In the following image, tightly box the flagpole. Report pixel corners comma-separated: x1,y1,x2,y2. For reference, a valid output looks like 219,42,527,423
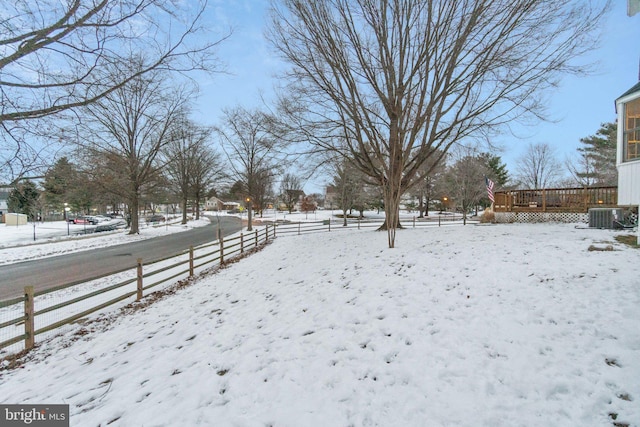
485,176,495,213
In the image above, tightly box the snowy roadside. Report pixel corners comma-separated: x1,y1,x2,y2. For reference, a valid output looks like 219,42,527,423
0,217,212,265
0,210,441,265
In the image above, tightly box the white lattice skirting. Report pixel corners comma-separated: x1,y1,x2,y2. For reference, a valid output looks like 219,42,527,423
495,212,588,224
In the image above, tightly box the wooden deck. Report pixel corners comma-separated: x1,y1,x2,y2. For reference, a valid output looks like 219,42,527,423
493,186,617,213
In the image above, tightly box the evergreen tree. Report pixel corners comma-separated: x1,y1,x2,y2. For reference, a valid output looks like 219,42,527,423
43,157,78,213
482,154,509,186
7,180,40,217
575,122,617,186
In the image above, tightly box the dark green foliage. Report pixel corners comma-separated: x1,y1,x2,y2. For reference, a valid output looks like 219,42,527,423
479,153,509,187
42,157,77,210
576,122,617,186
7,180,40,216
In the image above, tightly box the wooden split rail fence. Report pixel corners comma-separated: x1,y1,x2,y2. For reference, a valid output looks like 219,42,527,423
0,225,275,354
1,215,473,356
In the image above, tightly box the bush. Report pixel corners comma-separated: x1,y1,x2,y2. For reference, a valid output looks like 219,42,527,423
480,209,495,224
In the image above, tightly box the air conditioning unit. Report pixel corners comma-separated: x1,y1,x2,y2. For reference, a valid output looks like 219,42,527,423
588,208,624,229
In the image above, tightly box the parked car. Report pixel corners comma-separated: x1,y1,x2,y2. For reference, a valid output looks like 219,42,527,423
72,216,99,225
93,215,112,223
146,214,165,223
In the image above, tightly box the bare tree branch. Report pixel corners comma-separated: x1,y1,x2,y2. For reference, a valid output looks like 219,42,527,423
0,0,230,123
0,0,230,184
78,61,192,234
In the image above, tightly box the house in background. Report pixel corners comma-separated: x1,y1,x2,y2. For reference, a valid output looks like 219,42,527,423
0,186,10,222
615,81,640,207
205,197,240,212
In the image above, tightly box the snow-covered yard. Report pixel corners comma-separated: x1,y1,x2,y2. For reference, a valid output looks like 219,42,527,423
1,222,638,426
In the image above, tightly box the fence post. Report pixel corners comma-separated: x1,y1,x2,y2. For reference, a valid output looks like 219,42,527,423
358,218,360,230
438,215,441,227
255,229,258,248
328,219,331,232
24,286,35,350
298,221,301,235
220,236,225,264
413,216,416,228
240,233,244,254
136,258,143,301
189,246,194,277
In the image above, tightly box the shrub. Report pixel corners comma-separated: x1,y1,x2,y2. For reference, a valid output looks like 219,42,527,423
480,209,495,224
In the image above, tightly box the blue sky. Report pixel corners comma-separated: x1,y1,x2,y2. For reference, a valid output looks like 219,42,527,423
194,1,640,193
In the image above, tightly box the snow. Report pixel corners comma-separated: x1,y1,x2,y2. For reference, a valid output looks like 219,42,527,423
0,216,212,265
1,217,639,426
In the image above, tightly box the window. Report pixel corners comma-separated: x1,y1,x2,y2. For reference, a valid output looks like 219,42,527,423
624,97,640,161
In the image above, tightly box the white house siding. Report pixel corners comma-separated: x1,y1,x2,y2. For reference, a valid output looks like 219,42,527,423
616,87,640,206
617,161,640,205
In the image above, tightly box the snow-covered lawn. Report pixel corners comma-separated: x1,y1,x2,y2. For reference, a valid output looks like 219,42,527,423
1,223,638,426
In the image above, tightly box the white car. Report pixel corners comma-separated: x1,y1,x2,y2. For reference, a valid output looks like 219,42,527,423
93,215,112,223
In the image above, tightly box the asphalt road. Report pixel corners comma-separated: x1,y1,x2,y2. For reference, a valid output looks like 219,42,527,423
0,216,242,300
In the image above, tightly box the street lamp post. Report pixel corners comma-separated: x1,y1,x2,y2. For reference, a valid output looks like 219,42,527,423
64,204,70,236
246,197,253,231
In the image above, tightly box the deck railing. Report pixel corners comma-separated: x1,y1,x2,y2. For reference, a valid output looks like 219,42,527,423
493,186,617,213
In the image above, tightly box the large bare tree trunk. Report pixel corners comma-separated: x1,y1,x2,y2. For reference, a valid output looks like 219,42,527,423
379,179,403,248
181,197,188,225
129,194,140,235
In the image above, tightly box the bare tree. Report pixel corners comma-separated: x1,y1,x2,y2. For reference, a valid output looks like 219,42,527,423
443,151,490,224
331,157,366,226
81,63,190,234
190,146,224,221
409,151,447,218
279,173,303,213
566,152,597,187
164,118,220,224
0,0,229,183
516,142,562,189
215,106,284,210
268,0,607,248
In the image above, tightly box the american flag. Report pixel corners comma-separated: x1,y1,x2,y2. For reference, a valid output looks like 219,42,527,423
485,176,495,203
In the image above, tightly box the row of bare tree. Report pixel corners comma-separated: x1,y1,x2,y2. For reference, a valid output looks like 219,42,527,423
327,148,508,224
1,0,610,247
